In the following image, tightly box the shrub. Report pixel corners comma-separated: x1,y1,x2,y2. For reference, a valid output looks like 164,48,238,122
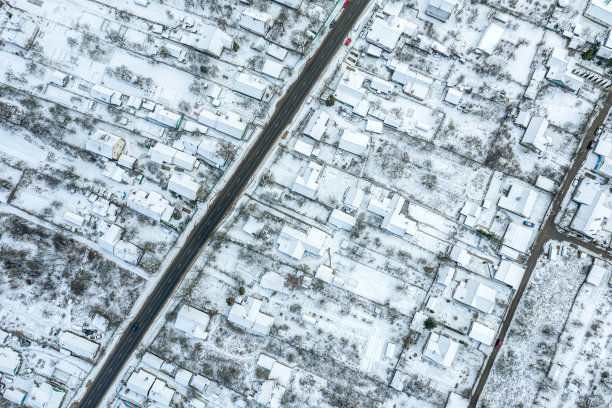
325,94,335,106
226,297,235,306
238,286,245,296
424,317,437,330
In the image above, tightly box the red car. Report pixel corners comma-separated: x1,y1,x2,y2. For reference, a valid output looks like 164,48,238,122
345,38,352,46
343,0,350,8
495,339,503,349
589,140,597,150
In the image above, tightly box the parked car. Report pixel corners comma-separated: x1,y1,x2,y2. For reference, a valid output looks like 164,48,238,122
82,328,94,336
345,38,352,46
343,0,350,8
495,339,503,348
589,140,597,150
131,322,140,333
329,19,336,28
572,177,580,187
523,221,535,228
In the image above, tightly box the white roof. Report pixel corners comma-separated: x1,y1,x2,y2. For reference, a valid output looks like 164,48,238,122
269,361,292,387
0,347,21,375
150,378,175,405
366,44,383,57
174,305,210,339
240,7,273,36
498,184,538,218
175,368,193,387
572,190,610,237
494,260,525,290
366,16,406,51
587,264,607,285
90,84,121,105
315,264,334,283
86,130,124,160
277,224,330,260
217,111,247,139
148,106,182,127
26,383,65,408
262,59,284,79
595,138,612,157
99,223,122,253
243,215,264,235
59,331,99,359
468,322,496,345
450,245,471,267
344,186,365,210
328,209,357,230
436,266,455,286
521,116,549,151
366,120,384,134
515,110,531,127
585,0,612,26
294,138,315,156
383,1,403,16
3,388,27,404
126,189,173,222
180,26,232,58
142,352,164,370
335,70,366,107
150,143,178,165
256,380,285,408
303,110,329,141
114,240,142,265
257,354,276,370
228,297,274,335
380,194,412,236
445,87,463,105
174,150,197,170
260,271,288,294
477,23,504,54
422,332,459,367
536,175,555,192
370,76,393,93
234,72,266,100
502,223,534,253
118,154,136,169
446,392,470,408
339,131,370,156
168,173,201,200
64,210,85,227
102,162,126,183
453,279,496,314
292,161,322,199
267,44,288,61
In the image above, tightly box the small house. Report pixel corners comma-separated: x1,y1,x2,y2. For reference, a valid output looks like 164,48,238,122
234,72,266,100
168,173,201,200
240,8,274,36
86,130,126,160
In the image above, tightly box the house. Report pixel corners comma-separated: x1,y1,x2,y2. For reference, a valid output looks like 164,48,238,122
389,61,433,100
25,383,65,408
103,162,127,183
339,131,370,156
536,175,555,192
476,23,504,55
260,271,289,294
173,150,197,170
425,0,457,22
148,106,183,128
303,110,329,141
165,43,186,61
113,240,143,265
515,110,531,128
494,260,525,289
587,264,607,285
436,266,455,286
521,116,549,151
444,87,463,105
240,8,274,36
335,70,366,107
118,154,137,169
366,16,408,51
256,380,285,408
267,44,288,61
150,143,178,165
142,352,164,370
197,139,226,168
450,245,471,267
584,0,612,27
64,210,85,227
571,190,610,237
597,29,612,58
168,173,201,201
174,305,210,339
149,378,175,405
1,16,39,50
328,209,356,230
99,224,123,253
545,47,584,92
390,371,407,391
366,120,384,134
383,1,404,16
217,111,248,139
126,189,173,222
262,59,284,79
228,297,275,335
502,223,534,255
3,388,27,404
86,130,125,160
0,347,21,375
498,184,538,218
344,186,365,211
294,138,315,156
234,72,266,100
468,322,496,345
90,84,122,106
380,194,416,236
459,202,481,227
422,332,459,367
446,392,470,408
292,161,322,199
453,279,496,313
58,331,100,359
127,369,156,396
370,76,394,94
180,26,232,58
276,224,331,260
50,70,68,87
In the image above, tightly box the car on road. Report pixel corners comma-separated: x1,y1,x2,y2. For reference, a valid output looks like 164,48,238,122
495,339,503,348
343,0,350,8
589,139,597,149
523,221,535,228
345,38,352,46
329,19,336,28
131,322,140,333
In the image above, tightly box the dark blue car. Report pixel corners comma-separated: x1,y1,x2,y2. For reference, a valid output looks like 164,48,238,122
329,19,336,28
131,322,140,333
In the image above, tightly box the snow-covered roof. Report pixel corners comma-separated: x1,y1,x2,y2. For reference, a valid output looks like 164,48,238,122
243,215,264,236
1,16,39,50
151,143,178,165
217,111,248,139
174,150,197,170
366,16,407,51
114,240,142,265
515,110,531,128
262,59,284,79
168,173,201,201
335,70,366,107
453,279,496,314
228,297,275,335
102,162,127,183
498,184,539,218
477,23,504,55
294,138,315,157
234,72,266,100
50,70,68,87
90,84,122,105
0,347,21,375
502,223,534,253
315,264,334,283
366,44,383,57
256,380,285,408
535,175,555,192
277,224,330,260
366,120,384,134
328,209,356,230
269,361,292,387
450,245,471,267
571,190,610,237
59,331,99,359
142,352,164,370
267,44,288,61
240,7,274,36
26,383,65,408
175,368,193,387
303,110,329,141
585,0,612,28
180,26,232,58
86,130,125,160
174,305,210,339
118,154,137,169
494,260,525,289
260,271,288,294
3,388,27,404
64,210,85,227
257,354,276,370
99,224,122,253
594,137,612,157
370,76,393,94
446,392,469,408
149,378,175,405
379,194,413,236
126,189,173,222
292,161,322,199
444,87,463,105
344,186,365,210
383,1,404,16
339,131,369,156
436,266,455,286
390,62,433,100
422,332,459,367
468,322,496,345
425,0,456,22
127,369,156,396
148,106,183,128
587,264,607,285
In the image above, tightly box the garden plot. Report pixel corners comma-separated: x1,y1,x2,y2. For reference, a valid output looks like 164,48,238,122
534,84,599,135
479,242,593,408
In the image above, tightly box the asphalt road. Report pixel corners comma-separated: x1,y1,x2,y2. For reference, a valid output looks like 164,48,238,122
469,91,612,407
77,2,370,407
